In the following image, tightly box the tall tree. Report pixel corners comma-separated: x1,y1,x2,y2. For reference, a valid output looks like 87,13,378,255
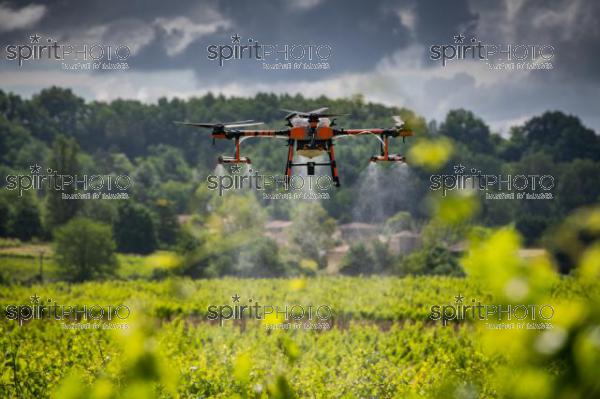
54,218,117,282
339,243,375,276
154,198,180,247
113,202,158,254
11,193,43,241
556,159,600,213
439,109,494,154
30,86,86,143
518,111,599,162
45,135,81,232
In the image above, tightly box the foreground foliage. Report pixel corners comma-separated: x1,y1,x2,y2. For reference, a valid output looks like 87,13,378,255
0,272,598,398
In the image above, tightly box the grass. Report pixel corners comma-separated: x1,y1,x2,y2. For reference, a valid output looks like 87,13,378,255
0,243,178,283
0,275,595,398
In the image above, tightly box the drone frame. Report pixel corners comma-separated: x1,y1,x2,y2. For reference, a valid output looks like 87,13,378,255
176,111,413,187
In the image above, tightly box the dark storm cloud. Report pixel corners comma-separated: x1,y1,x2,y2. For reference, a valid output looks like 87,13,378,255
1,0,599,80
414,0,477,45
469,0,600,83
0,1,396,83
0,0,446,79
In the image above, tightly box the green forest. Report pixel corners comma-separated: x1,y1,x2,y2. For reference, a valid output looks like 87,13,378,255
1,87,599,281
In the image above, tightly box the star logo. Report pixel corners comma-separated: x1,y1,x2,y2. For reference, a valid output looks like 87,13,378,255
229,164,242,174
453,164,466,174
30,34,41,43
30,294,40,303
453,34,465,44
30,163,42,174
231,33,241,44
455,293,465,303
232,294,240,303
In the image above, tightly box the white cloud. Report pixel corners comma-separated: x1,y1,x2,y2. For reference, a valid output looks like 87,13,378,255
395,5,417,33
289,0,323,11
155,14,231,56
54,11,231,58
0,69,200,103
79,20,156,54
531,0,598,41
0,3,46,32
469,0,600,43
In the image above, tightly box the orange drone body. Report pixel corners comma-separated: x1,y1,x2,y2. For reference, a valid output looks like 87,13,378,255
176,108,412,187
288,126,334,140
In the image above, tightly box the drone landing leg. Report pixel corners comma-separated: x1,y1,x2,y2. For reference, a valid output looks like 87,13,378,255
285,140,294,184
327,141,340,187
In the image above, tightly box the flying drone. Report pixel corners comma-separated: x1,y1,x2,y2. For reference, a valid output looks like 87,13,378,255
176,108,413,186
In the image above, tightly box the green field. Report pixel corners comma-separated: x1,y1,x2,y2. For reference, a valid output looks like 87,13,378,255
1,275,597,398
0,243,177,283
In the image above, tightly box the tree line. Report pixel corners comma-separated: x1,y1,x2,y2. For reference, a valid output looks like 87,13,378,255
1,87,599,280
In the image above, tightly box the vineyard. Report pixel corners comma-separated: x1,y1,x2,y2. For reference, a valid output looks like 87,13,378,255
1,273,598,398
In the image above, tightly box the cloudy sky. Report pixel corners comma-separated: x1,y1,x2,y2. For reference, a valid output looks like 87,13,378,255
0,0,599,134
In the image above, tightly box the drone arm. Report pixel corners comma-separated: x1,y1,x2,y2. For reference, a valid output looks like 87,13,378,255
332,127,413,163
211,129,290,142
334,128,397,136
333,127,413,142
212,129,291,164
340,128,382,135
237,129,290,138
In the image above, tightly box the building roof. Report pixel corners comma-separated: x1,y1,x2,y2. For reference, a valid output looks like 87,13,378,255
339,223,378,230
390,230,420,238
265,220,292,229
